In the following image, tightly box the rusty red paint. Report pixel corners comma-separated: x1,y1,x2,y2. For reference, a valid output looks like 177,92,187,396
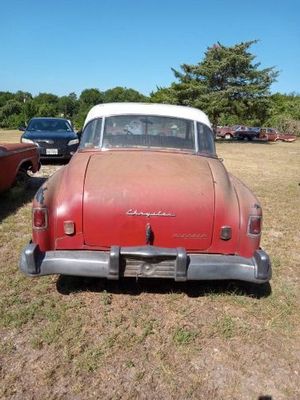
0,143,40,192
32,148,262,259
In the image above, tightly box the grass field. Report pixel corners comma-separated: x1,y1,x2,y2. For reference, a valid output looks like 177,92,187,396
0,131,299,399
0,130,21,143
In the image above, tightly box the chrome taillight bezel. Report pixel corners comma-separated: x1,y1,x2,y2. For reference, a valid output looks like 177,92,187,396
247,215,262,237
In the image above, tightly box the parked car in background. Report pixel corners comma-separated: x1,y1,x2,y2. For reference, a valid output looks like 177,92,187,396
216,125,255,140
235,126,260,141
259,127,297,142
20,103,271,284
216,125,297,142
20,117,79,160
216,125,238,139
0,143,40,193
258,128,278,141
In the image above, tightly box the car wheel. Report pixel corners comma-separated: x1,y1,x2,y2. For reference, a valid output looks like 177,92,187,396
16,169,31,187
224,133,232,140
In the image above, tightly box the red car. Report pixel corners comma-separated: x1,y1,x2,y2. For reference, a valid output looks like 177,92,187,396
216,125,237,139
259,128,297,142
0,143,40,193
216,125,252,140
20,103,271,284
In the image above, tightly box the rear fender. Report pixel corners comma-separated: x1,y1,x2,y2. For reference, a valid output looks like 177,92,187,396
33,154,91,252
207,159,240,254
33,167,65,251
230,175,262,258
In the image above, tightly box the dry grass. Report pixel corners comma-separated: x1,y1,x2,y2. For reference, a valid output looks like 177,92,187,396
0,131,299,399
0,130,21,143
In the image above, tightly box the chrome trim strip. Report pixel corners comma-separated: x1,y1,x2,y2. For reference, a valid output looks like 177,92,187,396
194,120,199,153
100,116,105,148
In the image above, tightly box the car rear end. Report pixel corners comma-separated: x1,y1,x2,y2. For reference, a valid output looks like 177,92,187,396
19,104,271,284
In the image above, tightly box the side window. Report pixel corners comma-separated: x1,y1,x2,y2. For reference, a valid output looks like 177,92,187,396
197,123,216,155
79,118,103,148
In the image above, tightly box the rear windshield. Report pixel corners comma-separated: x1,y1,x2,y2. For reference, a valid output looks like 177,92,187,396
80,114,215,155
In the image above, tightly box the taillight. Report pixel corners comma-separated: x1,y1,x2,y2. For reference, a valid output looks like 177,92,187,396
33,208,48,230
248,216,262,236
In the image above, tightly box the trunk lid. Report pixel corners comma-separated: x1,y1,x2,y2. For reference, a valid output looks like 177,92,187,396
83,151,215,251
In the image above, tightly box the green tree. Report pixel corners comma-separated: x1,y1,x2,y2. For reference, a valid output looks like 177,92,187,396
103,86,148,103
0,91,15,107
153,40,278,126
32,92,59,117
266,92,300,135
79,88,103,107
23,99,38,124
149,87,178,104
0,100,23,128
14,91,33,103
75,89,104,127
58,92,78,118
34,92,59,105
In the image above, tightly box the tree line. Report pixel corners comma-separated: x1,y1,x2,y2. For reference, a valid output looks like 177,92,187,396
1,41,299,135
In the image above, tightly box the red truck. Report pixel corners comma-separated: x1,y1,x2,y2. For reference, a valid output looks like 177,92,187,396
0,143,40,193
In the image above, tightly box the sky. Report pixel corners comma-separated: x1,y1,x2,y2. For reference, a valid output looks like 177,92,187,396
0,0,299,97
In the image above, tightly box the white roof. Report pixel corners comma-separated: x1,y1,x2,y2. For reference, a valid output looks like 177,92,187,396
84,103,211,128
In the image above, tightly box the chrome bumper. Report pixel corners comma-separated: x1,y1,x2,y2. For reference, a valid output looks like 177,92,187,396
20,243,271,283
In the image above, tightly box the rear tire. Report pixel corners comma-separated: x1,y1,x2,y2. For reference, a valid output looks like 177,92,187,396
16,169,30,187
224,133,232,140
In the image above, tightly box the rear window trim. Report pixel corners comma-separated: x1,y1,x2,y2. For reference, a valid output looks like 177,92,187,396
81,115,215,156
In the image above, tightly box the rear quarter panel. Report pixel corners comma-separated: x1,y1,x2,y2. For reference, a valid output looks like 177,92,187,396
206,158,240,254
229,174,262,258
32,153,90,251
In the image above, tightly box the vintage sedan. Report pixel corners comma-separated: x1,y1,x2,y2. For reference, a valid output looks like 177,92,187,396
20,103,271,284
20,117,79,160
0,143,40,193
259,127,297,142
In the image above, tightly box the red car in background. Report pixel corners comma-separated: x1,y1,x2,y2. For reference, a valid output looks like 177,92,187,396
0,143,40,193
216,125,243,140
259,128,297,142
20,103,271,285
216,125,297,142
216,125,259,140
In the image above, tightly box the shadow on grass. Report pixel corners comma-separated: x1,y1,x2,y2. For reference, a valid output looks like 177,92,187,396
40,158,70,166
216,138,272,145
0,176,46,223
57,275,271,299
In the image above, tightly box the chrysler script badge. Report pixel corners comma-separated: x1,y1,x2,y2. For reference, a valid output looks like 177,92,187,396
126,209,176,218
